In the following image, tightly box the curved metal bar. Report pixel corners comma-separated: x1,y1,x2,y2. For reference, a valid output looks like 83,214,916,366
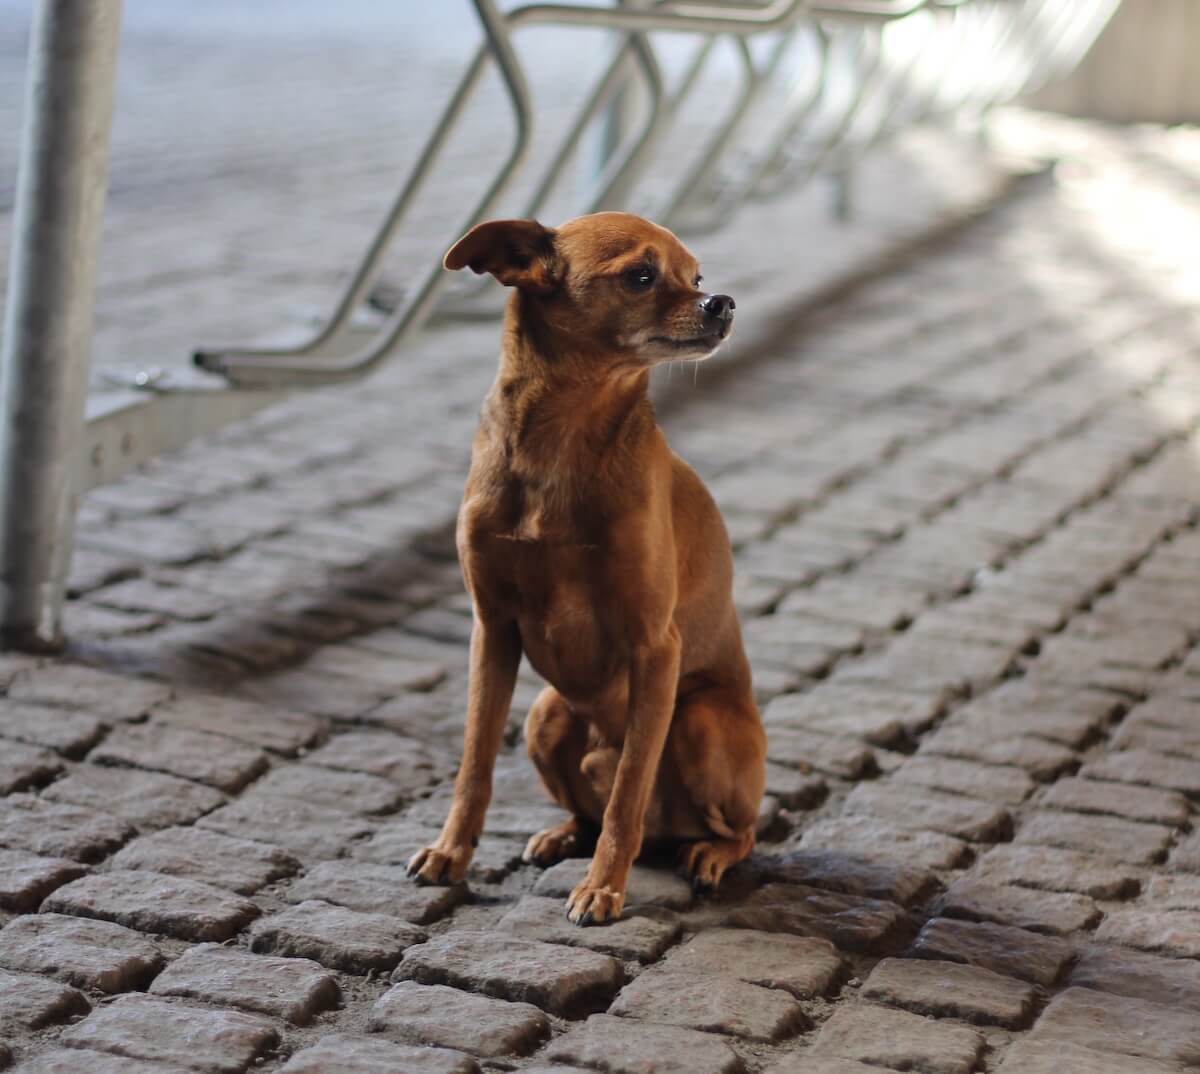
202,0,533,387
660,30,793,229
739,22,832,198
587,32,669,210
756,22,886,198
198,0,812,383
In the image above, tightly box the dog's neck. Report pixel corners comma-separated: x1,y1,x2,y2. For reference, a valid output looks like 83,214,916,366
485,294,655,489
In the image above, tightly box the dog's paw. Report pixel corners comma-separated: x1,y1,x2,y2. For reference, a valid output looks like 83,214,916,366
680,839,734,892
523,820,580,867
406,843,471,886
565,881,624,926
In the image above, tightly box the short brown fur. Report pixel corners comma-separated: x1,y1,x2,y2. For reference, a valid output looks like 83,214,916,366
408,212,765,923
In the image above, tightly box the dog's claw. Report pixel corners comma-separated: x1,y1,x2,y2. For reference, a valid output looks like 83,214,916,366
407,844,469,887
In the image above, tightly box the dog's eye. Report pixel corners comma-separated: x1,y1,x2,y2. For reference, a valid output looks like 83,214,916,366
625,266,656,291
694,275,703,288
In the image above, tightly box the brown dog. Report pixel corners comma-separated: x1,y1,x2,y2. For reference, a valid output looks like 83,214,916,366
407,211,765,924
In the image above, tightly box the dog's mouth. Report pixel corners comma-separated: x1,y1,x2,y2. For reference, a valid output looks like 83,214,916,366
649,327,728,351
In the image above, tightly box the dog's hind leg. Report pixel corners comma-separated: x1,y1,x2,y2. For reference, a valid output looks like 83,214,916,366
523,686,603,866
667,685,765,890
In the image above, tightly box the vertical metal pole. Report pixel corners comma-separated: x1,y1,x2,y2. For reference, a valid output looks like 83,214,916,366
0,0,122,651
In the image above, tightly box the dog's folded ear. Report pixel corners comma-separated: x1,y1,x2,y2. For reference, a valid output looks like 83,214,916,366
444,219,559,295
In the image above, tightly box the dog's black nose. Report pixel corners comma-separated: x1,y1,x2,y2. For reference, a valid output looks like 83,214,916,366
701,294,735,321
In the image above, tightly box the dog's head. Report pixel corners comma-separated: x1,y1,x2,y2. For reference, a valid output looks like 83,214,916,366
444,212,734,367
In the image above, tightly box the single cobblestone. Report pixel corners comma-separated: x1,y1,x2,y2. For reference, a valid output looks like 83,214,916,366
6,1051,196,1074
1082,748,1200,798
1095,908,1200,957
842,782,1012,842
1015,810,1172,866
0,850,86,912
394,930,623,1018
250,900,426,973
1029,987,1200,1066
761,848,936,906
762,683,943,744
810,1004,984,1074
149,942,340,1025
545,1013,743,1074
151,693,322,756
1071,942,1200,1011
7,665,170,722
727,883,907,952
43,766,226,831
918,727,1078,781
250,763,407,815
196,794,375,861
1145,873,1200,909
891,755,1036,805
661,928,845,998
0,968,90,1030
798,817,970,870
609,966,809,1042
938,877,1101,935
0,702,107,758
764,728,878,780
911,915,1073,987
0,794,133,862
0,913,164,993
88,723,268,793
110,826,299,894
1041,776,1191,826
301,730,453,789
862,957,1036,1028
59,994,278,1073
279,1033,478,1074
971,843,1141,900
42,870,259,942
995,1040,1180,1074
369,980,549,1058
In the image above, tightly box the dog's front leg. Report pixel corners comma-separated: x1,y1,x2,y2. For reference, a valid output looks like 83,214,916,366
408,618,521,884
567,626,681,925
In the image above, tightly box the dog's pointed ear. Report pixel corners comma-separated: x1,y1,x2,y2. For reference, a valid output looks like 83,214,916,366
443,219,559,294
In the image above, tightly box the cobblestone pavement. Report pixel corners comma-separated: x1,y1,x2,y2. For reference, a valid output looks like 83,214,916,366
5,108,1200,1072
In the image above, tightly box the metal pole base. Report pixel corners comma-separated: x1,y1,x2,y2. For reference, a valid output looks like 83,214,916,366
0,0,122,651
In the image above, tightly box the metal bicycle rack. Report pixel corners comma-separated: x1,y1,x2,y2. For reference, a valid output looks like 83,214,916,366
0,0,1121,648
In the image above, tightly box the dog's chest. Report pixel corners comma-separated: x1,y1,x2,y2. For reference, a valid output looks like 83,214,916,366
500,540,624,699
